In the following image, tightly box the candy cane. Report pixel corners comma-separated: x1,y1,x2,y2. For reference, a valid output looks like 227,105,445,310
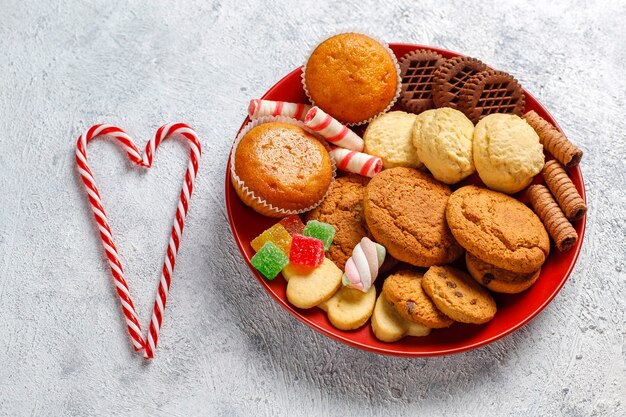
329,147,383,178
248,99,311,121
304,107,365,151
75,123,201,359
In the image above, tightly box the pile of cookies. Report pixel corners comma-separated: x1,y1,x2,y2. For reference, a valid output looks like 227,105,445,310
230,32,586,343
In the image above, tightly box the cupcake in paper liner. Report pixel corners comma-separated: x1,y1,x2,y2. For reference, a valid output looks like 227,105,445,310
230,116,336,218
302,31,402,126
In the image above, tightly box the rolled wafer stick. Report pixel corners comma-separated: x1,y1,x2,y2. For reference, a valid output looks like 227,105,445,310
329,147,383,178
248,99,311,121
526,184,578,252
304,107,365,151
542,160,587,221
523,110,582,168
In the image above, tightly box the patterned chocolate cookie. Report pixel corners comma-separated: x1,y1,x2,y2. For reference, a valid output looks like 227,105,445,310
458,70,526,123
432,56,487,109
399,50,446,114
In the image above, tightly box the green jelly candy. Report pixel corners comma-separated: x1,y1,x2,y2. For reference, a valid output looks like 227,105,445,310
250,241,289,280
303,220,336,252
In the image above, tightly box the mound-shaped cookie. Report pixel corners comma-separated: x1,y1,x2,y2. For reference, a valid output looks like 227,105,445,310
305,175,369,270
422,265,496,324
413,107,475,184
465,252,540,294
371,293,431,342
473,113,544,194
364,167,463,267
363,111,422,169
382,270,453,328
318,286,376,330
446,186,550,273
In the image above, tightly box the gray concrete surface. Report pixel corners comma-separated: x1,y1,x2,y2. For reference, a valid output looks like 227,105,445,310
0,0,625,416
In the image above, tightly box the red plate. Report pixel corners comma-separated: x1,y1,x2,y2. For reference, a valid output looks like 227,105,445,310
225,43,586,356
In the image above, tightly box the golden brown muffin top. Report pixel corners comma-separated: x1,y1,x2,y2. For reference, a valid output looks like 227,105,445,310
305,33,398,124
234,122,332,211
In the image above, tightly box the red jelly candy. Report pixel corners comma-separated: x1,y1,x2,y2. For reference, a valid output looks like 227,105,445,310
289,235,324,268
279,215,306,236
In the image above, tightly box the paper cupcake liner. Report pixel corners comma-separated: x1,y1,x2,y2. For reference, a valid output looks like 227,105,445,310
230,115,337,217
301,30,402,127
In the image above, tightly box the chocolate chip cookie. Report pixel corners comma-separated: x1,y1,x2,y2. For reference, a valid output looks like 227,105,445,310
465,252,541,294
422,265,496,324
382,270,454,328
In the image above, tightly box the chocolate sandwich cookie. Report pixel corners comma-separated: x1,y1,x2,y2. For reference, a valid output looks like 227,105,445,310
458,70,525,123
432,56,487,109
399,49,446,114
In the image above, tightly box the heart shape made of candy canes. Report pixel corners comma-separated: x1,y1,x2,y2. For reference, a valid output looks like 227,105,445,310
75,123,201,359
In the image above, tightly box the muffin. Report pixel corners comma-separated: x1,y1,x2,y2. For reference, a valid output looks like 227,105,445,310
303,33,400,125
473,113,544,194
364,111,421,169
413,107,475,184
231,121,333,217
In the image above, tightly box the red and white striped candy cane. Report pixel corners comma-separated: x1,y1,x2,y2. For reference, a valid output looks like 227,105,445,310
75,123,201,359
248,99,311,121
329,147,383,178
304,107,365,152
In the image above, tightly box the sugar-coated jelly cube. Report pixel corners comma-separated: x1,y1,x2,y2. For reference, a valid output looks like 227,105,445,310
303,220,336,252
289,235,325,268
250,242,289,280
278,214,306,236
251,223,292,254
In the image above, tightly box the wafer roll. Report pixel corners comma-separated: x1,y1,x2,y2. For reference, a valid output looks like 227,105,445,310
542,160,587,221
523,111,582,168
527,184,578,252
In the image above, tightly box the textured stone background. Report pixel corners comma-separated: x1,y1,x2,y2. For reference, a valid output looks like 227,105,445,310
0,0,624,416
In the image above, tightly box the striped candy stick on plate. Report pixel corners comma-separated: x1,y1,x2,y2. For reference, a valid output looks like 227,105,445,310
75,123,201,359
248,99,311,121
304,107,365,152
329,147,383,178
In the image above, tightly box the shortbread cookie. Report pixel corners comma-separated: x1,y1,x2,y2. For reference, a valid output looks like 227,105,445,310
458,70,525,123
318,286,376,331
398,49,446,114
305,175,370,270
465,252,541,294
526,184,578,252
473,113,544,194
363,111,422,169
283,257,342,309
371,293,431,342
382,270,454,328
413,107,475,184
432,56,487,109
422,266,496,324
364,167,464,267
446,186,550,273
